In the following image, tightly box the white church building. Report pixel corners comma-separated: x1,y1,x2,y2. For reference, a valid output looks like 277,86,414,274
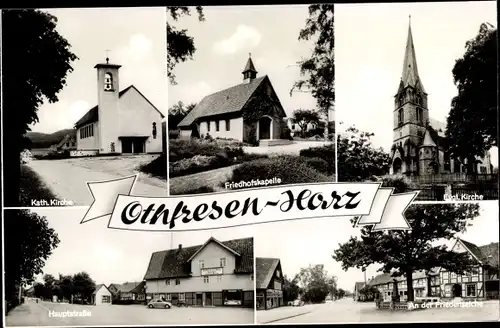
73,59,165,156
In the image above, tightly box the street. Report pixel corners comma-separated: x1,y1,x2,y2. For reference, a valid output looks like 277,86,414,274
5,299,254,326
258,298,499,324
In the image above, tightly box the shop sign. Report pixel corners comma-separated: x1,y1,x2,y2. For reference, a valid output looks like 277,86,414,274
201,267,223,276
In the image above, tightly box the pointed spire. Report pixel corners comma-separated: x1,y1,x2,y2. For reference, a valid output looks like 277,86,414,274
242,53,257,81
401,16,425,93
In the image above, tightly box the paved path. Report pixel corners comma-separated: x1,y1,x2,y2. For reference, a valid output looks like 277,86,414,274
27,155,167,206
5,299,254,326
169,164,241,195
262,298,499,324
243,141,331,157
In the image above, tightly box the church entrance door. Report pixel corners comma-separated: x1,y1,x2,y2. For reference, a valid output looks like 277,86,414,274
121,137,146,154
393,158,403,174
259,116,272,140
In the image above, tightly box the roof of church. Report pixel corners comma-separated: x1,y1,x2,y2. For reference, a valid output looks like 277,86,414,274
74,85,165,128
400,18,426,94
422,129,437,147
177,75,268,128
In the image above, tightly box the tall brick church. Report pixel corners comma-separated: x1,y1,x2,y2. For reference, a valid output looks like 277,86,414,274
390,18,492,176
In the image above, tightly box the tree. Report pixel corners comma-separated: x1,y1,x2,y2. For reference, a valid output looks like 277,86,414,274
295,264,332,303
445,23,497,172
337,125,391,181
4,210,60,307
337,288,346,299
57,274,74,301
332,204,480,302
167,6,205,85
282,275,301,303
291,4,334,141
292,109,321,138
43,274,58,299
168,100,197,129
71,272,96,303
33,282,46,299
2,10,78,207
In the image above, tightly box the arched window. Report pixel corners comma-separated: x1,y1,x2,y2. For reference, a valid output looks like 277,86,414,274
104,72,113,91
152,122,157,139
398,109,404,125
416,107,423,123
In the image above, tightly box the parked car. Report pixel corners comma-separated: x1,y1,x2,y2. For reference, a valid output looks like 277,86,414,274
147,299,172,309
292,300,305,307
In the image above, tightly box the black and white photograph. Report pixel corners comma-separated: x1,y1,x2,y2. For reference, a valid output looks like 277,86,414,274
167,5,335,196
254,201,499,324
2,8,168,208
3,208,255,326
335,2,498,201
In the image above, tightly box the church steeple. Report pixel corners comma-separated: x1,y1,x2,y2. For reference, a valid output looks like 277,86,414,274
242,53,258,83
401,15,425,93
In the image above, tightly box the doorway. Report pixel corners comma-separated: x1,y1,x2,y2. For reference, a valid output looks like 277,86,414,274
196,293,202,306
452,284,462,297
393,157,403,174
259,116,272,140
121,137,146,154
204,292,213,306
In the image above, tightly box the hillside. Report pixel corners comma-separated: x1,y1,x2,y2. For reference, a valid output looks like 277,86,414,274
26,128,76,149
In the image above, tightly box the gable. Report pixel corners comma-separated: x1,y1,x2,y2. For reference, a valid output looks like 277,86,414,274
119,86,165,119
190,240,239,263
241,77,287,119
256,257,280,289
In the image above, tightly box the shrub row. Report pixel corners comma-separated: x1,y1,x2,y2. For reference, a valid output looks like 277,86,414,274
299,144,336,175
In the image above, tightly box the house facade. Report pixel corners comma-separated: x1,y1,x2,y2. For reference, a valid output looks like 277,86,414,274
284,118,320,135
73,58,165,156
144,237,254,308
177,56,287,145
353,281,366,301
438,239,499,299
256,257,284,310
367,239,499,301
108,281,146,303
390,19,492,177
91,284,112,306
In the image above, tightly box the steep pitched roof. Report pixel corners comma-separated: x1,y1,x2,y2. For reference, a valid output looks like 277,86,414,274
92,284,110,295
459,239,499,268
177,76,267,127
144,237,253,280
401,18,426,93
256,257,280,289
109,281,145,294
243,57,257,73
187,237,240,262
74,85,164,128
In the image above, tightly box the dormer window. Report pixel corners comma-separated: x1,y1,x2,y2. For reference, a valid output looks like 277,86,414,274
152,122,157,139
104,72,113,91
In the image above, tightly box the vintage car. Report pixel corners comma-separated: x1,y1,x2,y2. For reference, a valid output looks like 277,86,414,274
147,299,172,309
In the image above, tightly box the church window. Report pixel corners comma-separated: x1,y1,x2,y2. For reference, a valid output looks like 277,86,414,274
152,122,157,139
398,109,404,125
416,108,423,123
104,73,113,91
416,95,422,105
226,119,230,131
215,120,220,132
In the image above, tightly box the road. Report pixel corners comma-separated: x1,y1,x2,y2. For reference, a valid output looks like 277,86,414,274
258,298,499,324
5,299,254,326
27,155,167,205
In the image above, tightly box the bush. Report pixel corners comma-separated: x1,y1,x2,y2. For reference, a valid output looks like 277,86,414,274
281,126,294,141
377,174,412,194
299,157,330,175
230,155,331,187
181,186,215,195
20,149,33,164
299,144,336,175
138,154,167,180
20,165,59,206
169,139,225,162
169,155,230,178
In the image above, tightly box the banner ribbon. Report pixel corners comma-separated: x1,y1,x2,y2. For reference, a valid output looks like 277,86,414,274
81,175,418,232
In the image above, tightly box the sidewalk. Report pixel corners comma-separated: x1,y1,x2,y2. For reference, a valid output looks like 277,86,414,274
5,299,50,327
257,305,315,324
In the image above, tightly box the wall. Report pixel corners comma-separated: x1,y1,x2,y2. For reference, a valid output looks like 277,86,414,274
95,286,112,305
199,117,243,141
76,122,99,150
179,129,191,139
118,87,163,153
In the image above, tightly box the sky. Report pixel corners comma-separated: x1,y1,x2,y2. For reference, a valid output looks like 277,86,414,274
29,207,256,286
167,5,319,118
30,7,167,134
254,201,499,292
335,1,498,164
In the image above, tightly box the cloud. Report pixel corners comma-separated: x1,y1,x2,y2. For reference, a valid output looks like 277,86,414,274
69,100,91,125
170,81,212,106
212,25,262,55
117,33,153,62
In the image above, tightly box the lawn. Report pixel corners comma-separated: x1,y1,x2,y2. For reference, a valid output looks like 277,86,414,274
19,164,59,206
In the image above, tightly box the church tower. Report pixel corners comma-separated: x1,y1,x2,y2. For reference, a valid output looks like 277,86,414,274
95,56,121,153
242,54,258,84
391,17,429,176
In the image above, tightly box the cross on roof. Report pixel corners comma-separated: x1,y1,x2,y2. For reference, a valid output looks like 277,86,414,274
105,49,111,64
